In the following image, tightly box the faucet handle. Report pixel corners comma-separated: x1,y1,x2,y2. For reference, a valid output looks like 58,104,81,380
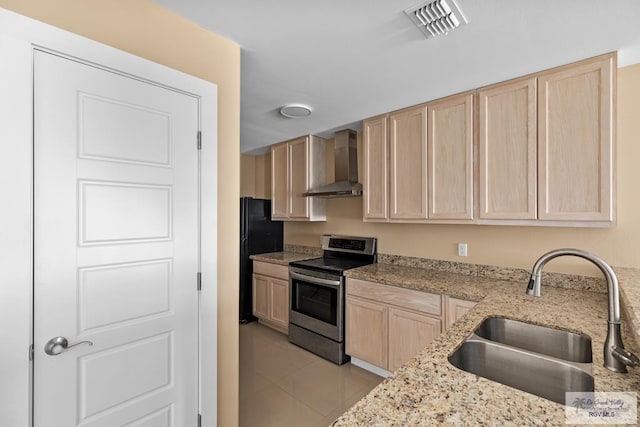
612,346,640,367
526,274,541,297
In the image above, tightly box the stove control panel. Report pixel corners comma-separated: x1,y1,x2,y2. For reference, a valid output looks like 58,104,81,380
321,235,377,255
329,238,365,251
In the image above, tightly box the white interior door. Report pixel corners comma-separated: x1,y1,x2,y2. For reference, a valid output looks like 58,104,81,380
33,49,200,427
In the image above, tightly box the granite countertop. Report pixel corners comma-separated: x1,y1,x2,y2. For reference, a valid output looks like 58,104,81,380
616,267,640,343
332,263,640,426
250,251,317,266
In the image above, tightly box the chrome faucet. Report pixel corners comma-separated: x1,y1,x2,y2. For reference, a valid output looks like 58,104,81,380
527,248,640,373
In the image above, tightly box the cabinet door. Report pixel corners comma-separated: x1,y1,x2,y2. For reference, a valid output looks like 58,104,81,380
345,296,388,369
288,137,310,219
427,93,474,220
271,143,289,220
269,278,289,330
363,115,389,220
388,308,442,372
538,54,614,222
389,106,428,220
479,78,537,220
252,274,269,320
306,135,327,221
445,297,477,329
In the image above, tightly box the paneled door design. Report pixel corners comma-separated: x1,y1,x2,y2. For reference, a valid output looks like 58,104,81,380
33,50,199,426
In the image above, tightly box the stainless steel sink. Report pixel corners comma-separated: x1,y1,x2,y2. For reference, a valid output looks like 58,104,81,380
448,317,594,404
448,339,594,404
473,317,592,363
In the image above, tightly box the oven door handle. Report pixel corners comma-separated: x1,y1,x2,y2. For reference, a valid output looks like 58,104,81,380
290,271,341,288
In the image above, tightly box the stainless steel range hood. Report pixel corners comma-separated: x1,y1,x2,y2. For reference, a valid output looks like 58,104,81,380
303,129,362,198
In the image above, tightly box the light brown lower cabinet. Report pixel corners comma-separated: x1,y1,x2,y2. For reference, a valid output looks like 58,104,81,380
345,278,443,371
252,261,289,333
268,278,289,329
346,278,479,372
345,296,388,369
388,307,442,371
445,296,477,329
252,274,269,320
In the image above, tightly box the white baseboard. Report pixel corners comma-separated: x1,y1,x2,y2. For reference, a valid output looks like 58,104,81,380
350,357,391,378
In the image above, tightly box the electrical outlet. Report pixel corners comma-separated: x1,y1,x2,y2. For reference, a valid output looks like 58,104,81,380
458,243,468,257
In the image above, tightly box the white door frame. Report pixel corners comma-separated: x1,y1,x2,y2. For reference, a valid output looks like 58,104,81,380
0,8,218,427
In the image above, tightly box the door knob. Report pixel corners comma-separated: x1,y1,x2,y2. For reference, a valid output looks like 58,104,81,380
44,336,93,356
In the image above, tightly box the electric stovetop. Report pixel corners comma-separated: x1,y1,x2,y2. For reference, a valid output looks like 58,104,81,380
290,256,374,274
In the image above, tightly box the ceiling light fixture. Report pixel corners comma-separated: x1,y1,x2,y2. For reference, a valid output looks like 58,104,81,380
405,0,468,39
279,103,313,118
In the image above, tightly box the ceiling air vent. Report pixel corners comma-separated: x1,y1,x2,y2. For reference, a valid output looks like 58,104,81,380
405,0,468,39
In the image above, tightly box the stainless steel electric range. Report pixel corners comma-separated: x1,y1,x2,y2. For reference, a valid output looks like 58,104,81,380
288,235,377,365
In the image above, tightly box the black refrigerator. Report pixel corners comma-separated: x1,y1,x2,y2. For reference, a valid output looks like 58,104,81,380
240,197,283,323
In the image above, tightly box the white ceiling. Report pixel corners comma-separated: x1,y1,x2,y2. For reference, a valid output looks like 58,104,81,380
151,0,640,154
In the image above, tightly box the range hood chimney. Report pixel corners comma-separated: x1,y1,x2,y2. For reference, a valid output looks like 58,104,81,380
303,129,362,198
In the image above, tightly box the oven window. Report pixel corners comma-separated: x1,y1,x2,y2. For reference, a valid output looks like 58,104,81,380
292,279,337,325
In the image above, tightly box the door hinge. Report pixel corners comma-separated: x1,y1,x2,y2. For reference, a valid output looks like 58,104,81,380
29,344,34,361
197,131,202,150
197,413,202,427
197,272,202,291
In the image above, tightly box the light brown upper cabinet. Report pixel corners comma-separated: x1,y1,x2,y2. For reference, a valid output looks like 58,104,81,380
271,135,326,221
478,52,615,225
389,105,429,220
271,143,289,218
363,92,474,223
361,52,614,226
538,54,615,222
479,77,538,220
362,115,389,220
427,92,474,220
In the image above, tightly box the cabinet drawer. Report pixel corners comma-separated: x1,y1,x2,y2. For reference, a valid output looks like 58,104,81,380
253,261,289,280
347,278,442,316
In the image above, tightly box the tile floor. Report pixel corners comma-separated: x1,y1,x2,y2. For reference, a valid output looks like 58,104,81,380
239,322,383,427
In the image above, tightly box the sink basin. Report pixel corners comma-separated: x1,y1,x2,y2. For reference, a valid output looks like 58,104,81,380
474,317,592,363
448,317,594,404
448,339,594,405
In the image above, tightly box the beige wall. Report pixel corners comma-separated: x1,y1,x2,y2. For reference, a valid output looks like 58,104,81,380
241,152,272,199
241,154,256,197
0,1,241,425
276,64,640,276
255,152,272,198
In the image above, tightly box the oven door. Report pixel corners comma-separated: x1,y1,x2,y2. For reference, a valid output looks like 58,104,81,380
289,267,343,342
